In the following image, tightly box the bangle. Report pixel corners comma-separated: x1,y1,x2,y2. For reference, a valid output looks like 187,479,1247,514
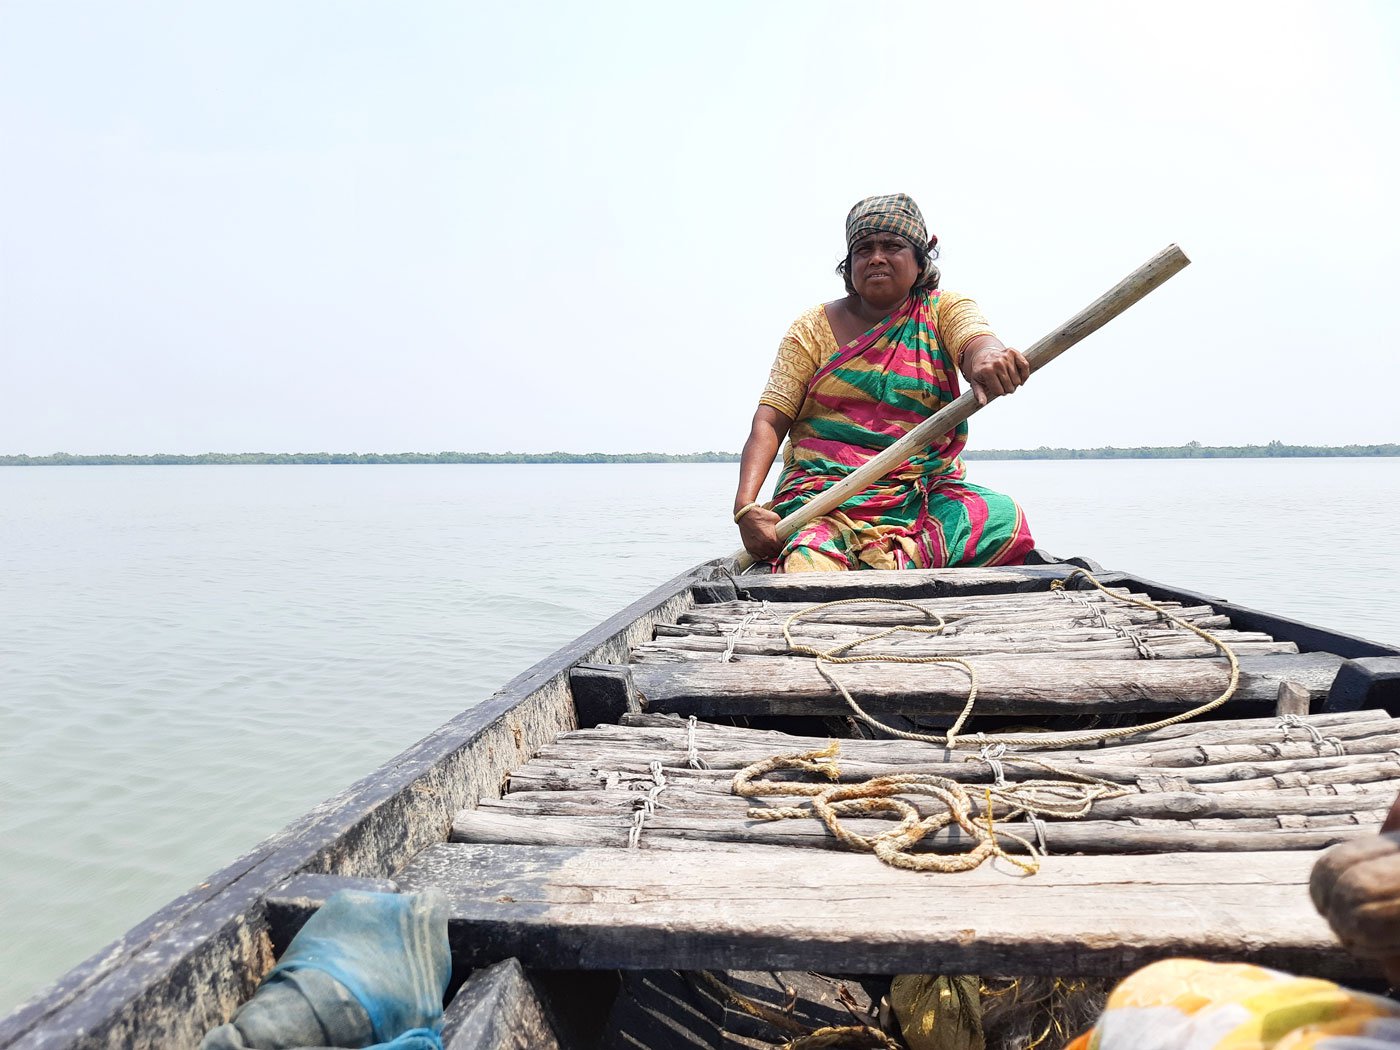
733,501,762,524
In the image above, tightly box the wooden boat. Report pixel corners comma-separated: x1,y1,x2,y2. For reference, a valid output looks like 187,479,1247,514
4,550,1400,1049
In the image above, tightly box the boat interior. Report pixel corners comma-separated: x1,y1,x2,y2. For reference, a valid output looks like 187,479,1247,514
7,555,1400,1050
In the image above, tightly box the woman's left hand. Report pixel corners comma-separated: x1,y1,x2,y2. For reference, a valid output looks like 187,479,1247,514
963,344,1031,407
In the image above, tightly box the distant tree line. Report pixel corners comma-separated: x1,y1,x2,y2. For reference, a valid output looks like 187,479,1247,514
963,441,1400,461
0,451,742,466
2,442,1397,466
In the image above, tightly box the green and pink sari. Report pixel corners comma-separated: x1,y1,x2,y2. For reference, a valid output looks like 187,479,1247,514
770,289,1035,573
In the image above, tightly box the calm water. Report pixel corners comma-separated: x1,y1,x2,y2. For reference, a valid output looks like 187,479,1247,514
2,460,1399,1014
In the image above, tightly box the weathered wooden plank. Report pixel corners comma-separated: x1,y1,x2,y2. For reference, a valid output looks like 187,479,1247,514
1278,680,1312,717
1327,656,1400,715
691,587,1141,617
570,664,640,729
1189,759,1400,794
450,805,1374,853
478,780,1400,823
682,603,1227,633
619,708,1388,743
535,717,1398,771
700,564,1094,603
637,635,1297,662
263,874,399,957
658,619,1270,646
628,653,1345,718
506,748,1398,795
395,843,1353,978
574,708,1395,755
439,958,562,1050
1105,570,1400,661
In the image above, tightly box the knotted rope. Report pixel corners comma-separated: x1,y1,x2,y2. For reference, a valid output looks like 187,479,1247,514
782,567,1242,750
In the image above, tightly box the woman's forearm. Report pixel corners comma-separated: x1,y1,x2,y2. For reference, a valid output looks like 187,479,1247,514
734,406,791,513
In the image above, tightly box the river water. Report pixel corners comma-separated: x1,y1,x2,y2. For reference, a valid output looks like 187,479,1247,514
2,459,1399,1014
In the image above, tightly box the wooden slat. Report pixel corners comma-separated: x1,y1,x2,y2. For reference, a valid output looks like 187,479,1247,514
705,564,1094,602
506,752,1400,795
619,708,1386,744
450,806,1377,854
691,587,1141,618
537,715,1397,770
576,711,1388,761
637,634,1297,662
481,782,1400,822
628,653,1344,718
681,603,1226,633
395,843,1353,978
440,958,562,1050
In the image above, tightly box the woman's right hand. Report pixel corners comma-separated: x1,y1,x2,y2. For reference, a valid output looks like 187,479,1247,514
738,506,783,561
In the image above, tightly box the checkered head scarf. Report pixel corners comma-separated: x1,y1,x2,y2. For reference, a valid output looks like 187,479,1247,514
844,193,939,287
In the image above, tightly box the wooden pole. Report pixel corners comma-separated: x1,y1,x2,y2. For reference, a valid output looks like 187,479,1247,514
734,244,1191,569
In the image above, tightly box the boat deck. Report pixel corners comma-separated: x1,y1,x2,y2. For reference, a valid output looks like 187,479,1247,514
404,566,1393,982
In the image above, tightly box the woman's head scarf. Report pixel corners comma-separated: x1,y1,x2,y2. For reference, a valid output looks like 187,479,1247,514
845,193,939,288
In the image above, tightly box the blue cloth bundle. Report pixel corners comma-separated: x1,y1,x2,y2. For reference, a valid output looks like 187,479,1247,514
202,889,451,1050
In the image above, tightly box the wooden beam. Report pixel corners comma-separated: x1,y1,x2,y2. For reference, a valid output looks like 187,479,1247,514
450,806,1376,854
571,664,640,729
263,874,398,957
394,842,1352,979
627,653,1344,718
706,565,1096,602
1277,681,1312,718
440,959,562,1050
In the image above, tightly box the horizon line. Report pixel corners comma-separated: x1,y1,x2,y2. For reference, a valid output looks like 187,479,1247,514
3,442,1399,465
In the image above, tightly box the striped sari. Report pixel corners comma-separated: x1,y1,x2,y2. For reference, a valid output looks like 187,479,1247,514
1066,959,1400,1049
771,289,1034,573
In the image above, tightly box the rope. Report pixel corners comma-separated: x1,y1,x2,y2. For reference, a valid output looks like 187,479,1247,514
782,597,981,747
720,608,762,663
1279,713,1347,756
782,567,1242,750
627,760,667,849
685,714,711,770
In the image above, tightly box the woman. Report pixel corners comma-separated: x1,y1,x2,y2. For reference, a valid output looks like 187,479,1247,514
733,193,1036,572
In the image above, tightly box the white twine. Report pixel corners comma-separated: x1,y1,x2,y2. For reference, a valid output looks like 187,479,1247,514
627,760,668,849
685,714,711,770
979,743,1009,787
1028,815,1051,857
719,608,762,663
1278,714,1347,756
1115,624,1155,660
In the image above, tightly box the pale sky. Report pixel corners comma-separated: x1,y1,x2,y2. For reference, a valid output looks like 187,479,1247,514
1,1,1396,455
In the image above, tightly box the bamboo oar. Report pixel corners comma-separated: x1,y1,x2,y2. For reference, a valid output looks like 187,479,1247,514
733,243,1191,570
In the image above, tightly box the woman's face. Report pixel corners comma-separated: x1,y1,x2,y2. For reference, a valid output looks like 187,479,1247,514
850,233,920,308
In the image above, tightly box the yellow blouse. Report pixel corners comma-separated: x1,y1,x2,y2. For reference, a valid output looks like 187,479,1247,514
758,292,996,419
